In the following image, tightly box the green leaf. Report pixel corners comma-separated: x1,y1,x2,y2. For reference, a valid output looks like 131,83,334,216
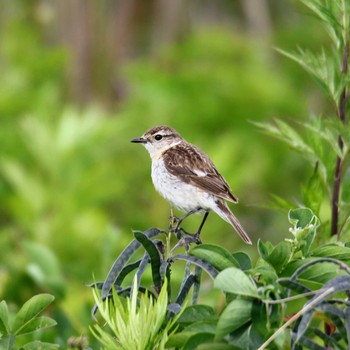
183,332,214,350
13,294,55,335
17,316,56,336
101,227,161,299
0,335,15,349
198,344,241,350
0,301,9,335
214,267,259,298
303,162,324,216
184,321,217,334
171,254,218,279
288,208,319,240
265,242,292,273
175,274,196,306
215,298,253,339
257,240,272,261
311,244,350,261
190,244,239,271
177,305,215,325
134,231,162,290
231,252,252,270
21,341,59,349
23,241,65,298
166,332,195,348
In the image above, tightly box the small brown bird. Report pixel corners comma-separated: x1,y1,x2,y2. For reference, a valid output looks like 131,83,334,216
131,125,252,244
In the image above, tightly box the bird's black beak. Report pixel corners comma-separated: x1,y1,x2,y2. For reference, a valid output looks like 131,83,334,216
131,136,147,144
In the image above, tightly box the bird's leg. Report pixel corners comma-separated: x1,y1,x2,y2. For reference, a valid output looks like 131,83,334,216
173,208,202,234
192,211,209,244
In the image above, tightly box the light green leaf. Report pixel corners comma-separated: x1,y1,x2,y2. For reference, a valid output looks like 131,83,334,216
215,298,253,339
13,294,55,335
190,244,239,271
16,316,57,336
0,301,9,335
214,267,259,298
21,340,59,350
311,244,350,261
288,208,320,240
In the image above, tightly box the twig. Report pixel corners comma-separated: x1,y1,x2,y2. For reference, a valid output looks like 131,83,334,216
331,41,349,238
257,287,335,350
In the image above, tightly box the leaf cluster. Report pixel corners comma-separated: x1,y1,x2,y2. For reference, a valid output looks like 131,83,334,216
0,294,58,350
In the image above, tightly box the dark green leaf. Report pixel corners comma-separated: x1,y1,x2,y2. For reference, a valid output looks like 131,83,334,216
183,333,214,350
278,278,311,294
13,294,55,335
215,298,253,339
311,244,350,262
190,244,239,271
175,274,196,306
231,252,252,270
266,241,292,273
214,267,259,298
197,343,241,350
115,259,142,286
184,321,217,334
303,162,324,216
134,231,162,290
345,307,350,345
101,227,161,299
171,254,218,279
166,332,195,348
177,305,215,325
257,240,272,261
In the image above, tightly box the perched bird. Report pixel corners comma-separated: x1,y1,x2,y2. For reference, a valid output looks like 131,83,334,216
131,125,252,245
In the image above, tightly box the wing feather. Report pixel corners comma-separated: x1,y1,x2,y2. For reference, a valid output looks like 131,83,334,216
163,143,238,203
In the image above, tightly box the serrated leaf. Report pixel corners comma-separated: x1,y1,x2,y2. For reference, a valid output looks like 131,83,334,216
214,267,259,298
190,244,239,271
215,298,253,339
13,294,55,335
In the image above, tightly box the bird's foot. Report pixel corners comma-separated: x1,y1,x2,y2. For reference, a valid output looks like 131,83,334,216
170,230,201,253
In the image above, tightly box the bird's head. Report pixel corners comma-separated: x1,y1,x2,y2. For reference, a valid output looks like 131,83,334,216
131,125,182,158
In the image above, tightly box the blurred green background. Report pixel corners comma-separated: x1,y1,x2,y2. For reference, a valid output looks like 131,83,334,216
0,0,329,347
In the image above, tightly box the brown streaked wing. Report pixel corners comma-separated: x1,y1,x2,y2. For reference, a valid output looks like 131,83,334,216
163,142,238,203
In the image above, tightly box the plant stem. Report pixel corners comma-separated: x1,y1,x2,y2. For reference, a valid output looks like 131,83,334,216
331,42,349,238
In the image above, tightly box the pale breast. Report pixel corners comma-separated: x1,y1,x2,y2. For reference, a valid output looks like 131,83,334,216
151,158,215,212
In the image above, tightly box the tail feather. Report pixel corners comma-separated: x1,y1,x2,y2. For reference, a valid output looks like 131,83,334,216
215,201,252,245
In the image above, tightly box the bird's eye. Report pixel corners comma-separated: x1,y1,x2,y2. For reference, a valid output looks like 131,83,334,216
155,134,163,141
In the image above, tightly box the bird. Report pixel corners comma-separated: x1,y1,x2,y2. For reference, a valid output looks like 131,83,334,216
131,125,252,245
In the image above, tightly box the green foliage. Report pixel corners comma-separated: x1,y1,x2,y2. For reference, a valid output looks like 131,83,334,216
91,279,179,350
256,0,350,240
0,294,58,349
